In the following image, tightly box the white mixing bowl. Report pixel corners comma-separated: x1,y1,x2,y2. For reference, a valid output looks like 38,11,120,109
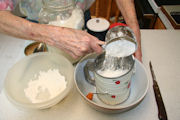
4,52,74,109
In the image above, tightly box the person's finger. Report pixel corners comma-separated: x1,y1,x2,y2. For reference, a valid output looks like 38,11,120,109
62,47,79,59
90,42,103,54
88,36,103,53
90,35,105,45
97,40,105,46
134,51,142,62
55,41,80,59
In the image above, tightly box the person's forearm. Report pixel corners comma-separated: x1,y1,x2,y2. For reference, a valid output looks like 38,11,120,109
115,0,142,61
0,10,104,58
0,10,48,42
115,0,140,38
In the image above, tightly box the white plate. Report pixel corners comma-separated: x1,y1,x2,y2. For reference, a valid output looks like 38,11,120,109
87,18,110,32
74,53,149,113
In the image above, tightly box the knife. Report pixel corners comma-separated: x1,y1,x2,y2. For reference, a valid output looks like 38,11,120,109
149,61,168,120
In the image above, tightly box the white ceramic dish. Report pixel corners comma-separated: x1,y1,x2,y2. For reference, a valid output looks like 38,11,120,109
74,53,149,113
4,52,74,110
87,18,110,32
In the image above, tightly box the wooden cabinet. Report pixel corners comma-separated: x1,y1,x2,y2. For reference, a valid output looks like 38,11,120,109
154,17,166,29
89,0,166,29
89,0,121,24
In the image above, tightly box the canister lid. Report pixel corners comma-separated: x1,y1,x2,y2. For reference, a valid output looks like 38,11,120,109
87,18,110,32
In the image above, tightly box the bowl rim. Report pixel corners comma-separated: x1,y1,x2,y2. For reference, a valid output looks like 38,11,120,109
74,53,149,110
4,52,74,109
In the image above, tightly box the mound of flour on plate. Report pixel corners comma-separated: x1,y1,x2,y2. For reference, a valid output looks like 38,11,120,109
24,69,67,103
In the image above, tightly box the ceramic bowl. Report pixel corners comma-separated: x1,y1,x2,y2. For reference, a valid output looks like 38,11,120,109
74,53,149,113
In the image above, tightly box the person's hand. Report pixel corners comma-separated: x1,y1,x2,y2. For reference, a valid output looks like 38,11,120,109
133,30,142,63
39,25,105,59
134,47,142,62
0,11,103,59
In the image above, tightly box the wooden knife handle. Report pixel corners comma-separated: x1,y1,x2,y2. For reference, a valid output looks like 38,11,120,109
153,80,168,120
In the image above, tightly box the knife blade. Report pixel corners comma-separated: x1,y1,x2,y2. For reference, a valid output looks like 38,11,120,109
149,61,168,120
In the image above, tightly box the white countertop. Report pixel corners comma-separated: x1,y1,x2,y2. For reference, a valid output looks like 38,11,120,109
0,30,180,120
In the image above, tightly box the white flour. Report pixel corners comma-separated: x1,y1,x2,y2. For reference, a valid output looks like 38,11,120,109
48,8,84,29
97,39,135,78
97,69,129,78
105,39,136,57
24,69,67,103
